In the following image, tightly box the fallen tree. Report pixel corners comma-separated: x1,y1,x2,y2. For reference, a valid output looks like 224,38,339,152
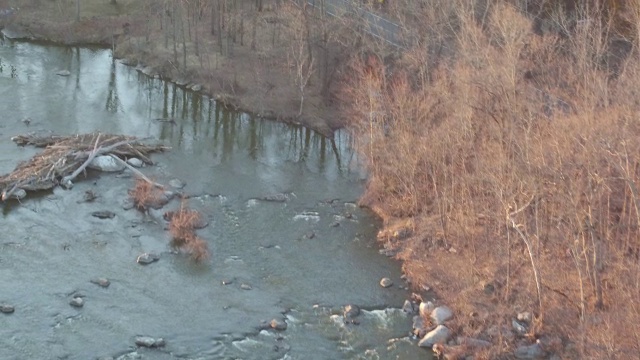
0,132,169,200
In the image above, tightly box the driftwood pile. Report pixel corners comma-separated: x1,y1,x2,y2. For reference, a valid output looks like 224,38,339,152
0,132,169,200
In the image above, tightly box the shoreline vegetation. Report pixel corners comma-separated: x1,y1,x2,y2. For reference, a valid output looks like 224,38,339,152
2,0,640,358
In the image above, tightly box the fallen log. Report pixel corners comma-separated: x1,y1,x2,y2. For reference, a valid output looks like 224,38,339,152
0,132,169,200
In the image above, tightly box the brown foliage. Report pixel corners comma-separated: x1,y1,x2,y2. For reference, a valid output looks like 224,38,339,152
342,1,640,358
168,204,210,262
128,177,164,211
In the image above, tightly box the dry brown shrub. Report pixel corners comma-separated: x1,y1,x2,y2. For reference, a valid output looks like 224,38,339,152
168,203,210,262
128,177,164,211
342,0,640,358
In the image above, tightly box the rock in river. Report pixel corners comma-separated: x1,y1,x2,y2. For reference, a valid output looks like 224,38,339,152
343,304,361,318
137,253,160,265
379,277,393,288
0,304,15,314
69,297,84,308
90,278,111,288
135,336,166,348
270,319,288,331
91,211,116,219
418,325,450,347
56,69,71,76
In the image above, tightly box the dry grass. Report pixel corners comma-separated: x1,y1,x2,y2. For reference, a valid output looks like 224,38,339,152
128,177,164,211
342,0,640,358
168,203,210,262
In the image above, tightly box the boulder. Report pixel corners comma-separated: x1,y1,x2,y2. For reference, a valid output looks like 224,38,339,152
89,155,125,172
458,336,491,349
512,319,527,335
515,342,546,359
431,306,453,325
419,301,435,318
418,325,450,347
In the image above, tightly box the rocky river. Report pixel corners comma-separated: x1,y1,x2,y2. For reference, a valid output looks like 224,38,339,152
0,37,431,359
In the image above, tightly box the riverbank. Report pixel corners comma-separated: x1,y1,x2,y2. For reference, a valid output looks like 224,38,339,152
0,0,342,137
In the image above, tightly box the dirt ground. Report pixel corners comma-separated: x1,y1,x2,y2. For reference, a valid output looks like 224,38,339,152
0,0,342,137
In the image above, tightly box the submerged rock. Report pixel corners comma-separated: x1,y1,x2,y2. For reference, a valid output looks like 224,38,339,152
136,253,160,265
56,70,71,76
91,211,116,219
261,193,288,202
0,304,15,314
90,278,111,288
240,283,252,290
168,178,186,189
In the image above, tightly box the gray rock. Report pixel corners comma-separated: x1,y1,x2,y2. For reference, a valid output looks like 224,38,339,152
90,278,110,288
270,319,287,331
91,211,116,219
431,306,453,325
515,342,546,359
419,301,435,318
56,70,71,76
126,158,144,168
0,304,15,314
379,277,393,288
512,319,527,335
191,84,202,92
136,253,160,265
69,297,84,308
240,283,252,290
343,304,360,318
168,178,185,189
135,336,165,348
89,155,125,172
402,300,417,315
261,193,288,202
418,325,450,347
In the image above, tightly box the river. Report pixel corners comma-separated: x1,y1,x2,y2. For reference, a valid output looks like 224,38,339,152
0,38,428,359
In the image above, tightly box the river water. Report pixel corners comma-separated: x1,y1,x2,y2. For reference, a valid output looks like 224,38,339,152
0,39,428,359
